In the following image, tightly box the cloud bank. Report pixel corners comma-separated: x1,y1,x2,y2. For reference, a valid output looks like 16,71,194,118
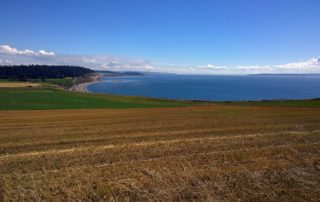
0,45,154,72
0,45,55,56
192,57,320,74
1,44,320,74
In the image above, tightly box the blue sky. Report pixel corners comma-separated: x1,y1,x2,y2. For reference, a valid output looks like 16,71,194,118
0,0,320,74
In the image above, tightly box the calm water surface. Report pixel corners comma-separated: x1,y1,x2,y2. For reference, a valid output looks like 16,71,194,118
87,75,320,101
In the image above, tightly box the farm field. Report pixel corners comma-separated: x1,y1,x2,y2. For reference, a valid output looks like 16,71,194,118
227,99,320,108
0,87,193,110
1,105,320,201
0,78,73,87
1,87,320,110
0,82,40,88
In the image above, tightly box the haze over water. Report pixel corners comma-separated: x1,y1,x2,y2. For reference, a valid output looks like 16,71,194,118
88,75,320,101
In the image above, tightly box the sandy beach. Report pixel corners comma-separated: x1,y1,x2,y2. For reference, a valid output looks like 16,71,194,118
69,73,103,93
69,80,98,93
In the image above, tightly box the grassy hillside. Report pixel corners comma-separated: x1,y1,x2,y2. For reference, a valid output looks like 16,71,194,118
0,106,319,201
1,86,320,110
0,87,193,110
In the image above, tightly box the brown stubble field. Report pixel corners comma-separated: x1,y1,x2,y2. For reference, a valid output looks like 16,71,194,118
0,105,320,201
0,82,41,88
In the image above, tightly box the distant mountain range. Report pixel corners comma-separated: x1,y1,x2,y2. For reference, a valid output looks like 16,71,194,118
95,70,144,76
250,73,320,76
96,71,320,77
95,70,178,76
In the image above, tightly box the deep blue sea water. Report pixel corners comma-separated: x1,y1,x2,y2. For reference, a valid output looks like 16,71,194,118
87,74,320,101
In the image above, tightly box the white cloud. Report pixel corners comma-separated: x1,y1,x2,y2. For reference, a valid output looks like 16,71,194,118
0,45,55,56
0,58,12,65
198,64,227,71
144,58,320,74
1,44,320,74
38,50,55,56
0,44,154,71
193,58,320,74
278,58,320,69
0,45,20,55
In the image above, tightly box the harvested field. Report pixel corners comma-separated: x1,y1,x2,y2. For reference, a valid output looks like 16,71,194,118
0,105,320,201
0,82,40,88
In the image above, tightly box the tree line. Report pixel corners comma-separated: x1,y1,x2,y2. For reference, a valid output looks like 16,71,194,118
0,65,94,80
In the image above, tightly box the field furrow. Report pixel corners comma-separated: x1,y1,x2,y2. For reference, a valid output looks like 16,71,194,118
1,105,320,201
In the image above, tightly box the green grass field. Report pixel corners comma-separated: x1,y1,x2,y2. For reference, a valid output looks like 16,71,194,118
0,87,193,110
1,86,320,110
37,77,74,87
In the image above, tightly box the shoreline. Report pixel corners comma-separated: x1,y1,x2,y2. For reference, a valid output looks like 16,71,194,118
69,73,103,93
69,80,98,93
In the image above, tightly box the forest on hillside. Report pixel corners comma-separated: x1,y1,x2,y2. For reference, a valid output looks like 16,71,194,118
0,65,94,80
